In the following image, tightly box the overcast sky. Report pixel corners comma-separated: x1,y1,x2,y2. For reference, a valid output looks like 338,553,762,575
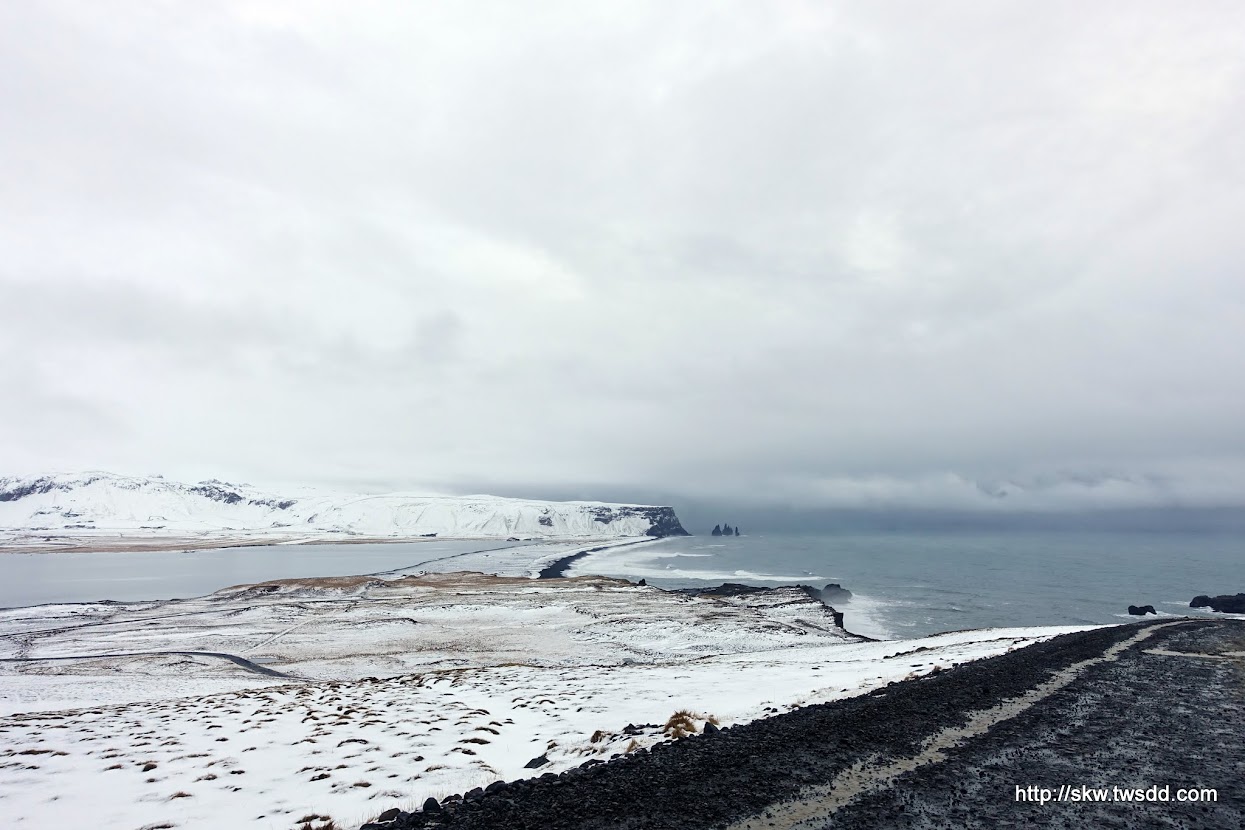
3,1,1244,516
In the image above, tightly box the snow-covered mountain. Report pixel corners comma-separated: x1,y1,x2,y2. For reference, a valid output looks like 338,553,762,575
0,472,688,540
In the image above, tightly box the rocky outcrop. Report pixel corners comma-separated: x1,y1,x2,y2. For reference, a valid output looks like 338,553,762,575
187,483,244,505
680,583,815,600
585,505,689,537
640,507,690,538
1127,605,1157,616
0,475,105,502
676,582,852,631
820,583,853,604
1191,594,1245,613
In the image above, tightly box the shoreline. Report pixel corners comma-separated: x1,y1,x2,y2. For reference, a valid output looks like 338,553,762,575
0,532,661,556
534,537,667,579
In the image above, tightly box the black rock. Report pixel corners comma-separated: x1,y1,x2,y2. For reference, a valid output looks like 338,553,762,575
1127,605,1157,616
1190,593,1245,613
703,721,720,734
485,780,507,795
465,787,485,802
422,797,442,812
524,753,550,769
821,583,853,604
711,524,722,536
377,807,401,822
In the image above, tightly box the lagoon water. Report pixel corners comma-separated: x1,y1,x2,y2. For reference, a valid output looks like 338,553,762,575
0,539,518,609
3,531,1241,640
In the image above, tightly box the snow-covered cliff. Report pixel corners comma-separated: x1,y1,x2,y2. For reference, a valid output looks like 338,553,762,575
0,472,688,541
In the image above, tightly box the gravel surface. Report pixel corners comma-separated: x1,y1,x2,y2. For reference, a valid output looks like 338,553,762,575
362,619,1244,830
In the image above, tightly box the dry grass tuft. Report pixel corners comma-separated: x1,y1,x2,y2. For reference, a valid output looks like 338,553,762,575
295,814,339,830
663,709,719,739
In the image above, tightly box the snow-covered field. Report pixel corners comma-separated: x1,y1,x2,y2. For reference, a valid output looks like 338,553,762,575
0,558,1091,830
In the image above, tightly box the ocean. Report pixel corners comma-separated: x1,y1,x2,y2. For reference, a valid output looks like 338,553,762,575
566,530,1245,639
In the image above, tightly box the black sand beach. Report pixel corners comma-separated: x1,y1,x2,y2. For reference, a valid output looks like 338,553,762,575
367,618,1244,829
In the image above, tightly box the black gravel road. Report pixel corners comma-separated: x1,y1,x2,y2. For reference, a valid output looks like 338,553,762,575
363,619,1244,830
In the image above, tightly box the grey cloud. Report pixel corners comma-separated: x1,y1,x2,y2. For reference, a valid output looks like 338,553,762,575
2,1,1244,518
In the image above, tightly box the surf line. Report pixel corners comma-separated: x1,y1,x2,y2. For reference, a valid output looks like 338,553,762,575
726,622,1185,830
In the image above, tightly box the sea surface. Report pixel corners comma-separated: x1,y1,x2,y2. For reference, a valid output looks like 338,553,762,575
2,531,1241,640
567,530,1245,639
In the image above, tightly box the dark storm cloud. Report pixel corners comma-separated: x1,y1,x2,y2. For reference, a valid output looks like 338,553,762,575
2,0,1244,514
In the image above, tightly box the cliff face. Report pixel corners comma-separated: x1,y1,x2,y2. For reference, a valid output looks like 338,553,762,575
581,504,689,538
0,472,690,541
639,506,690,538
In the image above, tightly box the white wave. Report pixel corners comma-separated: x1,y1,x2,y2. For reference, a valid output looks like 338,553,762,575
565,543,822,583
1110,610,1185,620
833,593,896,641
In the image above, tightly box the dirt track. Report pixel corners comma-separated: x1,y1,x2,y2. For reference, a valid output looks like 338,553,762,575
365,618,1244,829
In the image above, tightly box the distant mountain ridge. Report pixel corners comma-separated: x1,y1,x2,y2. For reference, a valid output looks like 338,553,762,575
0,472,689,541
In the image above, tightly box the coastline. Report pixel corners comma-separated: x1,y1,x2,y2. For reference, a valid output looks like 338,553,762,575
534,537,667,579
0,532,627,556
